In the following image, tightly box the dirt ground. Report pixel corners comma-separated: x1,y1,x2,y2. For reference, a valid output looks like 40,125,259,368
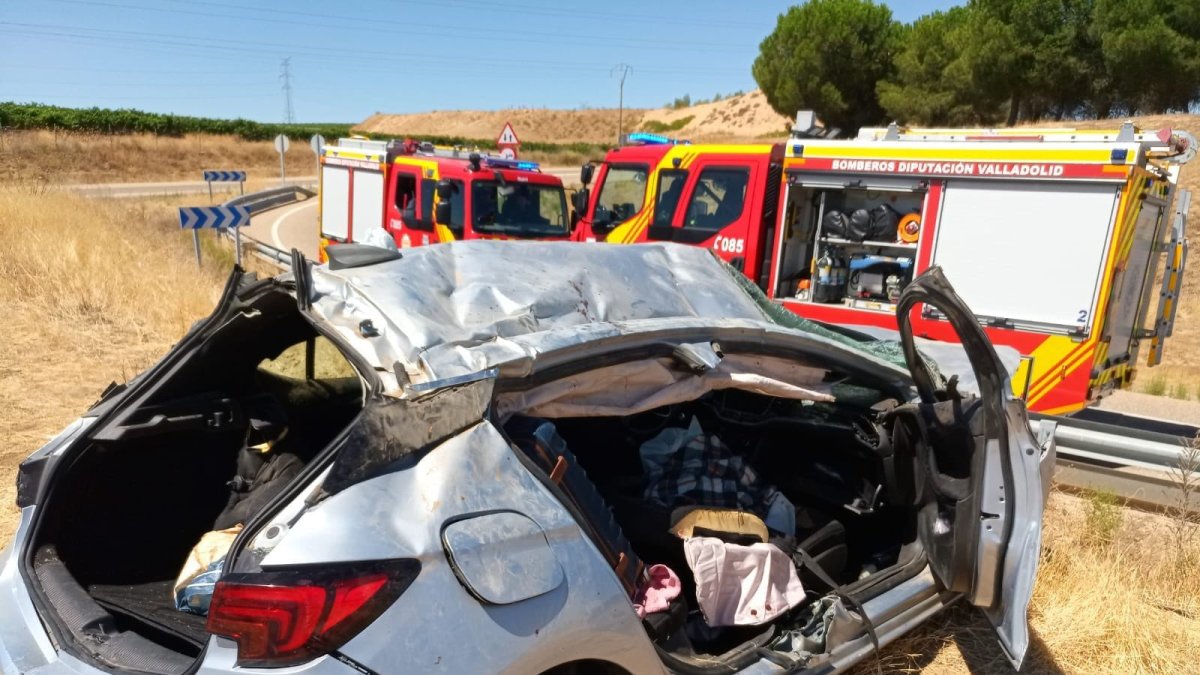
355,89,792,144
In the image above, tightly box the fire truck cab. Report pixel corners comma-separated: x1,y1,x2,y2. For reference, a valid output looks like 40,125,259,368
319,138,570,260
576,125,1194,414
572,133,782,282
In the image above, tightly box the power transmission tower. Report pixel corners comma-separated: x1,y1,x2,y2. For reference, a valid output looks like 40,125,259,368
611,63,632,146
280,57,295,124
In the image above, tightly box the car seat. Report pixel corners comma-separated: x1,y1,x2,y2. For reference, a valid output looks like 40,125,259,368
505,416,644,597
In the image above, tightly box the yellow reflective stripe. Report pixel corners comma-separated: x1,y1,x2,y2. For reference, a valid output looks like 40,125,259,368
799,146,1116,162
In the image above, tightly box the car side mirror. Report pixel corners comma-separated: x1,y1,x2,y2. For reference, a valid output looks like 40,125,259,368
436,179,454,200
580,163,594,186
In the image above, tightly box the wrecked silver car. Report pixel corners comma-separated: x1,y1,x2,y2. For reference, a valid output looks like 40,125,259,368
0,241,1053,674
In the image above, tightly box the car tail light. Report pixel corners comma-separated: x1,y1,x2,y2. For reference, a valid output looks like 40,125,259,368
206,560,420,668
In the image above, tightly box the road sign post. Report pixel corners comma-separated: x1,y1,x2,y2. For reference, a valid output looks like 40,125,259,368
310,134,325,181
202,170,247,203
275,134,291,180
179,205,251,268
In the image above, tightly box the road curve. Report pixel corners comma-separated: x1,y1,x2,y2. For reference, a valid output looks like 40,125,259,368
241,197,319,259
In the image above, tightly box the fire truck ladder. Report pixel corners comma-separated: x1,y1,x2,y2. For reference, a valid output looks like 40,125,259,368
1147,188,1190,367
863,121,1197,164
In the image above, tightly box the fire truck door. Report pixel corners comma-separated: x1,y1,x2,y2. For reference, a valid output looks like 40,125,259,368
320,164,351,241
671,161,760,271
1096,181,1171,367
388,167,421,230
350,168,386,243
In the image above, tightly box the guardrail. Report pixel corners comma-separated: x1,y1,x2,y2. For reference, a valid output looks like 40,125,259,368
217,185,313,267
226,184,315,214
1034,411,1196,514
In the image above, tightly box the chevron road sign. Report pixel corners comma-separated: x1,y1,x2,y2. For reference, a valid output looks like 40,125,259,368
180,204,251,268
202,170,247,182
178,205,250,230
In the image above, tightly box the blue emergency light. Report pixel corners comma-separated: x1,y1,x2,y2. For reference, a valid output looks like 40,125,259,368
481,157,541,171
625,132,691,146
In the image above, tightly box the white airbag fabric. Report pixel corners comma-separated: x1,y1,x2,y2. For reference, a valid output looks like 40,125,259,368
495,353,831,419
683,537,805,627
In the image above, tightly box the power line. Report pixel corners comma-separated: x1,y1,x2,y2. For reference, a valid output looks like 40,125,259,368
280,57,294,124
0,24,747,76
42,0,751,53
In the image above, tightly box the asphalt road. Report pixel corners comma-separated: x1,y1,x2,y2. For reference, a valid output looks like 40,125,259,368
241,196,320,259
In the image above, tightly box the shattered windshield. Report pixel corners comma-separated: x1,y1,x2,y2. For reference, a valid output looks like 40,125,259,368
472,181,569,238
723,262,942,380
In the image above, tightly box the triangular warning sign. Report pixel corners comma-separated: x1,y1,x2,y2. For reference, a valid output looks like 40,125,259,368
497,122,520,145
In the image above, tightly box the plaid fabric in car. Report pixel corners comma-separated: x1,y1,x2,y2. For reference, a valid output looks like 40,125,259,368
641,416,779,519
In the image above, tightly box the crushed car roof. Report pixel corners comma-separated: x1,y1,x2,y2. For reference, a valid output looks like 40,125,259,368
304,241,911,388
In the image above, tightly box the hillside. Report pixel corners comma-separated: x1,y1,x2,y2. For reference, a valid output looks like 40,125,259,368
354,90,793,144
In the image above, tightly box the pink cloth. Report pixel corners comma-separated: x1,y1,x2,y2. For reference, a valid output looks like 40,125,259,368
633,564,682,618
683,536,805,626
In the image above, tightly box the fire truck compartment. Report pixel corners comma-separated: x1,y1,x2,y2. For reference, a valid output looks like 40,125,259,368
774,181,926,309
931,180,1121,333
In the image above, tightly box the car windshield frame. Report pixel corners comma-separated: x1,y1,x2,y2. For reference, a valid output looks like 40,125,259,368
470,180,570,238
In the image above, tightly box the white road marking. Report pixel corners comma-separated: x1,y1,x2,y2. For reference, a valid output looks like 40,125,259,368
270,199,318,250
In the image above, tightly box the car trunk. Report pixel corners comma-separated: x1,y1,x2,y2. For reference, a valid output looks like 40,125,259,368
22,284,366,674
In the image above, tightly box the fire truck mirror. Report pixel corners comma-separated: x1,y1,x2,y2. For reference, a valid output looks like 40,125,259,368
580,163,594,186
571,188,590,227
435,179,456,200
435,201,453,227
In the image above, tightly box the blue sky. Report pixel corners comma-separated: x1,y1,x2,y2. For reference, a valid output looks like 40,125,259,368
1,1,959,123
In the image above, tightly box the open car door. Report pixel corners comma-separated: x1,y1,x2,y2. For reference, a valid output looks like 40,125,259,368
895,267,1053,670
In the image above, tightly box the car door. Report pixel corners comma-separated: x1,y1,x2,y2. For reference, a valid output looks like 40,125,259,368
895,266,1053,670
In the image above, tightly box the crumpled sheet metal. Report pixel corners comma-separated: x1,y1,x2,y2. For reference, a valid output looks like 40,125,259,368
308,242,795,384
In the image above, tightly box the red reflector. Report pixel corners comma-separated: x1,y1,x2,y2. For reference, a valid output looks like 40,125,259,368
326,574,387,631
206,561,419,668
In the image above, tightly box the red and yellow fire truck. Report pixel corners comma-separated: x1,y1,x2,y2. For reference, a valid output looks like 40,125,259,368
319,138,570,261
574,125,1193,414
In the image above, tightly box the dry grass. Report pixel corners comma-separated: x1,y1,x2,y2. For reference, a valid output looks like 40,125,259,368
0,129,322,184
855,490,1200,675
0,186,230,536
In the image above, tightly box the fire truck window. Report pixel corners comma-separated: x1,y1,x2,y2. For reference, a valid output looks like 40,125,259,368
394,173,418,219
414,179,436,231
651,170,687,229
684,168,750,233
471,181,569,238
594,165,648,230
445,179,465,236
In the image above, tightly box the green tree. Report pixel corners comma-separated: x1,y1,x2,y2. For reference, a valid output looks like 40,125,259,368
1093,0,1200,114
971,0,1102,123
878,7,1010,125
753,0,901,133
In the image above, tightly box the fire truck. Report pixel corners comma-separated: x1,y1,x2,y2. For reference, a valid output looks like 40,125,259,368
573,125,1194,414
318,137,570,261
